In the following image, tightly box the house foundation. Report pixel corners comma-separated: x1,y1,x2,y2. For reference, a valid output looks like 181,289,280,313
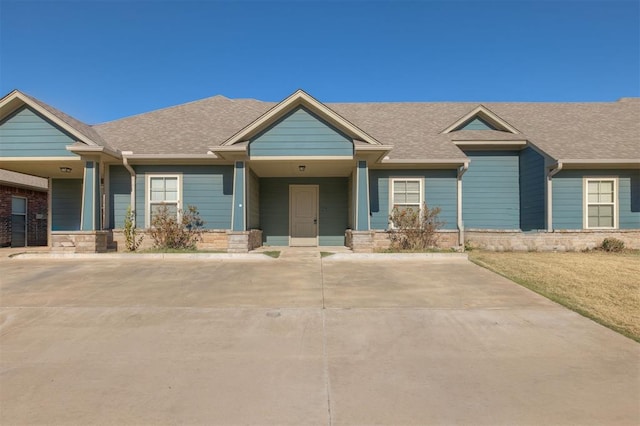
51,231,109,253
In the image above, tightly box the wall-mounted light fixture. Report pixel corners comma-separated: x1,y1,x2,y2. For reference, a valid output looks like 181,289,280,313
298,165,306,172
59,167,73,173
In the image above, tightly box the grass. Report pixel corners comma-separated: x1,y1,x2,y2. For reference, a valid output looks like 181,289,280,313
320,251,335,258
262,250,281,258
469,250,640,342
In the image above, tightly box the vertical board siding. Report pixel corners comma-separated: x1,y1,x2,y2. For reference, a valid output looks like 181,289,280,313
369,169,457,230
248,170,260,229
553,169,640,230
51,179,82,231
260,177,348,246
232,162,245,231
462,151,520,229
108,165,132,229
134,165,233,229
250,107,353,157
519,147,546,230
356,161,369,231
0,106,76,157
81,162,95,231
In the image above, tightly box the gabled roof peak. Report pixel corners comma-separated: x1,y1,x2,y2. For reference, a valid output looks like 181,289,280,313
441,104,520,134
222,89,381,146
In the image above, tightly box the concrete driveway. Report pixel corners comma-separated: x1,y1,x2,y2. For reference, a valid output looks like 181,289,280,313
1,250,638,425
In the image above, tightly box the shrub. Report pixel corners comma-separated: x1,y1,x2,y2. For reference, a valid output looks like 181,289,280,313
600,237,625,253
149,205,204,250
388,202,445,251
123,206,143,252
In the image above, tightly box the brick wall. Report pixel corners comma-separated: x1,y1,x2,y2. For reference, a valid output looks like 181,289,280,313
110,229,230,252
0,184,48,247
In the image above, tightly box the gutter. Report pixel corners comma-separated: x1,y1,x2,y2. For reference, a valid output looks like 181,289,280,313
122,151,136,226
546,162,563,232
457,161,470,246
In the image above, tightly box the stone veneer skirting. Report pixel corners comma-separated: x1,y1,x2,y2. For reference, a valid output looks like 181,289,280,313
51,231,109,253
110,229,231,252
464,229,640,251
346,229,460,253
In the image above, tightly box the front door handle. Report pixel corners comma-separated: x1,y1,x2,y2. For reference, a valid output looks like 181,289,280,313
313,218,317,224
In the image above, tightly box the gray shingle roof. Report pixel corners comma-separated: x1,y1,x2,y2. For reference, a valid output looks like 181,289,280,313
6,90,631,162
93,96,640,162
0,169,48,190
22,93,110,148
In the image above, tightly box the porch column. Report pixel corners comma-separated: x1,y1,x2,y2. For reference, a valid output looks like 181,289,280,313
81,160,101,231
232,161,246,231
355,160,370,231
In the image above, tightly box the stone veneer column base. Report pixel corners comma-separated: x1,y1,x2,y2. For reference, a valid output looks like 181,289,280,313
51,231,109,253
227,230,263,253
345,230,375,253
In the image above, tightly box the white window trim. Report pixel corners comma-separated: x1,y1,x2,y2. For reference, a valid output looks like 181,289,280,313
583,177,618,230
388,177,424,229
145,174,182,228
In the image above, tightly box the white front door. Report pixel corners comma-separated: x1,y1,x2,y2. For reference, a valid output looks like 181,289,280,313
289,185,318,246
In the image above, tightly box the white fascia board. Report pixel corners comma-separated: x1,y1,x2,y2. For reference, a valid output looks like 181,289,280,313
1,91,100,146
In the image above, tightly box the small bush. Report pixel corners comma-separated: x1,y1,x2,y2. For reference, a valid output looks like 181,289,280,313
388,202,444,251
149,205,204,250
600,237,625,253
123,206,143,252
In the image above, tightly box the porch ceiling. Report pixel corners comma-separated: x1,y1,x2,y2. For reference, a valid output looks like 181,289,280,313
0,158,84,179
249,159,355,177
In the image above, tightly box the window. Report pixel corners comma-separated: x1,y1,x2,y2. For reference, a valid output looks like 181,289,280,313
147,175,180,226
585,178,616,229
390,178,423,225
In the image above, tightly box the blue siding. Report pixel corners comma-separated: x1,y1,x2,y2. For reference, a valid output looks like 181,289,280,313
356,160,369,231
250,107,353,157
260,178,348,246
0,106,76,157
232,161,245,231
553,169,640,230
108,165,132,229
519,147,546,230
459,117,495,131
51,179,82,231
369,169,458,230
81,162,96,231
462,151,520,229
134,165,234,229
248,170,260,229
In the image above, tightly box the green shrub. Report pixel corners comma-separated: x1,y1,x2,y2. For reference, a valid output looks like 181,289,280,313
600,237,625,253
149,205,204,250
123,206,143,252
388,202,444,250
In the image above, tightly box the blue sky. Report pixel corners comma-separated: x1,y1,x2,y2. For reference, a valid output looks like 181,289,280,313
1,0,638,124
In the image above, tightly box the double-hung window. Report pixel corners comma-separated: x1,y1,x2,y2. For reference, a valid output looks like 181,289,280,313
148,175,180,226
390,178,423,226
585,178,617,229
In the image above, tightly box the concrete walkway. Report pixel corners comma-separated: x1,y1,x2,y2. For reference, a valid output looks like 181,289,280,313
1,250,638,425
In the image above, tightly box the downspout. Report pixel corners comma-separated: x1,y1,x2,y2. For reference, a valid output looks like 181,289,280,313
546,162,563,232
122,151,136,226
457,161,469,247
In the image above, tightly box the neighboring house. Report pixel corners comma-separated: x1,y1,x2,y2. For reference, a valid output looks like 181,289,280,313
0,89,638,253
0,168,48,247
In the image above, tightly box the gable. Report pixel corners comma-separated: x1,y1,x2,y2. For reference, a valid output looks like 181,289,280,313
249,107,353,157
443,105,519,134
0,106,76,157
458,116,498,131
